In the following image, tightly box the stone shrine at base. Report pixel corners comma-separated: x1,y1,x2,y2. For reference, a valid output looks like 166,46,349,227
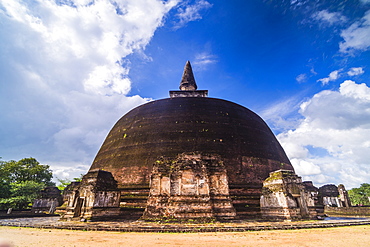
142,153,236,220
61,170,120,221
319,184,351,208
260,170,322,220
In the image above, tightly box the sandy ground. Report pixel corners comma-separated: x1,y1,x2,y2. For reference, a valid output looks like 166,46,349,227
0,225,370,247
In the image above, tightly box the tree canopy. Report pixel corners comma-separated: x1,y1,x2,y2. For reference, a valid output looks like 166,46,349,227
348,183,370,206
0,157,54,210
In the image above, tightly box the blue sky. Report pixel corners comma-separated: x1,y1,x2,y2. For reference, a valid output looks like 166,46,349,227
1,0,370,188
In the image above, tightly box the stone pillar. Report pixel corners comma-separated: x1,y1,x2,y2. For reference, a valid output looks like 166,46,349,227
338,184,351,207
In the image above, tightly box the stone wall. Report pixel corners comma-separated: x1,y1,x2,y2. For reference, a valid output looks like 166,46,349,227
325,206,370,217
31,187,63,214
169,90,208,98
32,198,60,214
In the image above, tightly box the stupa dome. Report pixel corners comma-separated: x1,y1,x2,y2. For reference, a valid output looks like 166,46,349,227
89,61,293,190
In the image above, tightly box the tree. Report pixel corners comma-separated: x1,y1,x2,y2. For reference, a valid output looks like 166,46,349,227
0,158,55,210
0,159,11,199
348,183,370,206
1,158,54,185
0,181,45,209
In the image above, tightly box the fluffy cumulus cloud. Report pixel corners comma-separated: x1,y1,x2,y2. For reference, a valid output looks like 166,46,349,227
317,68,365,85
347,67,364,76
340,10,370,53
277,80,370,188
317,69,342,85
0,0,180,180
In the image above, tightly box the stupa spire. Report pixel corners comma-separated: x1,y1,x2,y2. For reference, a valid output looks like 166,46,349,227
180,61,197,91
169,61,207,98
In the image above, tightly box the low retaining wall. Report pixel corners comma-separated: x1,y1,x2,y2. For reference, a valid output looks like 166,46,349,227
325,206,370,217
0,210,57,219
1,216,370,233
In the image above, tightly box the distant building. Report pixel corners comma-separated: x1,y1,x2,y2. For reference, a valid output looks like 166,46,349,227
32,187,63,214
319,184,351,207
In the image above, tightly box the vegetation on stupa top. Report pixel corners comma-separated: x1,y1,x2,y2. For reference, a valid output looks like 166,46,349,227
348,183,370,206
0,157,54,210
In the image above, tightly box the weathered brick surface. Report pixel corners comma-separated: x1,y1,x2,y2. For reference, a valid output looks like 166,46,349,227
89,97,293,189
325,206,370,216
61,170,121,221
260,170,323,220
142,153,236,220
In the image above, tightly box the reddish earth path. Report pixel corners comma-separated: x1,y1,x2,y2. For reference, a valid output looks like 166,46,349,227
1,225,370,247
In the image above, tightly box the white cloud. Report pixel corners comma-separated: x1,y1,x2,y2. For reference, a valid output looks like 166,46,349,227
310,68,318,75
340,10,370,53
312,10,347,26
260,95,304,132
317,69,342,85
291,159,321,176
340,80,370,101
290,0,309,8
0,0,180,180
347,67,365,76
296,73,307,83
174,0,212,29
277,80,370,188
83,64,131,95
360,0,370,4
193,52,217,70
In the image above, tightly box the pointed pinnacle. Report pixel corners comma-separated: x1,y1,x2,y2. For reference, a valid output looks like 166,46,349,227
179,61,197,91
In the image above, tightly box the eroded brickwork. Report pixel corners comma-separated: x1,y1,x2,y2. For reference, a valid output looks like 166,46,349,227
260,170,322,220
142,153,236,220
32,187,63,214
338,184,351,207
61,170,120,221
